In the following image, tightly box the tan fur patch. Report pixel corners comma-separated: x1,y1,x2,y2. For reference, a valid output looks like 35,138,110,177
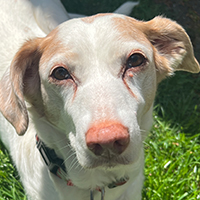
39,28,77,66
81,13,113,24
112,17,150,44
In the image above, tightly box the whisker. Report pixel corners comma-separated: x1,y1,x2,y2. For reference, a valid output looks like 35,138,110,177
58,143,72,151
64,151,76,164
42,137,69,146
68,156,79,173
77,165,84,173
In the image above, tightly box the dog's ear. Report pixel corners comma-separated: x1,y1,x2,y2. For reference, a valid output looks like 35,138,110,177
0,38,43,135
143,16,200,82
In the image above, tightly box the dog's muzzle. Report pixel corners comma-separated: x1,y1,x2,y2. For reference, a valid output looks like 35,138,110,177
36,135,129,200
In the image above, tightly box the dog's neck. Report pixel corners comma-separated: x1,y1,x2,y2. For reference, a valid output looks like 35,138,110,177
35,135,128,199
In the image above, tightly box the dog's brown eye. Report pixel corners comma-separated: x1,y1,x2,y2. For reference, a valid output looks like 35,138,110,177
51,67,71,80
126,53,146,69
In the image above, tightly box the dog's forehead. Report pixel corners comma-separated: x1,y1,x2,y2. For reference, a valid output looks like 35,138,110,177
55,14,151,48
56,14,151,57
41,14,153,78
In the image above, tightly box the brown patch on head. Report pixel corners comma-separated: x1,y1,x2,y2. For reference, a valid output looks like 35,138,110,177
39,28,77,66
112,16,151,45
39,28,60,61
81,13,113,24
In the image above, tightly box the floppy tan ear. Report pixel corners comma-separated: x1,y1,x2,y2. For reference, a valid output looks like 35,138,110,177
143,16,200,81
0,38,43,135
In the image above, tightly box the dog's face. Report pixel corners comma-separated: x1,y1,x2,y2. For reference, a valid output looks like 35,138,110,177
0,14,199,189
39,15,157,168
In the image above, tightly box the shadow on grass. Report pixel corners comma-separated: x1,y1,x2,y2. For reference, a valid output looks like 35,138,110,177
61,0,130,15
155,72,200,135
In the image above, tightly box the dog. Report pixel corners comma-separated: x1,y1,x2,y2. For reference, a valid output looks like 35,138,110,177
0,0,199,200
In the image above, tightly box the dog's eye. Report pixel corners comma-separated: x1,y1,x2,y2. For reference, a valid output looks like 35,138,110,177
126,53,146,69
51,67,71,80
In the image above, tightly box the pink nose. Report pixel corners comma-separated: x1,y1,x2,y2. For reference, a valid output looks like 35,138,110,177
86,121,130,156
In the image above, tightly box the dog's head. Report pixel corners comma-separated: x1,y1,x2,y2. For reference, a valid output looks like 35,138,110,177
0,14,199,188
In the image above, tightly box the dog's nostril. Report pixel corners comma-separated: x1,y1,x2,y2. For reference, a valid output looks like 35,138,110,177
88,143,104,156
115,138,129,146
86,122,130,156
113,138,130,154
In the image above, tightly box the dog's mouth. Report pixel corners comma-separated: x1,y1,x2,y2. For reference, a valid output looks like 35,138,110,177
85,155,131,169
74,142,135,170
74,143,138,170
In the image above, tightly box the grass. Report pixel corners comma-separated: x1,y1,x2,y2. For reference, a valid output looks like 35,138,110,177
0,142,27,200
0,0,200,199
143,118,200,200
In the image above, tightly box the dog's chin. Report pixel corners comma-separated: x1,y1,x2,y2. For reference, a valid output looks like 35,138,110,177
66,156,132,190
64,148,143,190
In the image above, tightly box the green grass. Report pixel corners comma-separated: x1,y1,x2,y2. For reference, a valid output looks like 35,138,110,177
143,118,200,200
1,0,200,199
0,142,27,200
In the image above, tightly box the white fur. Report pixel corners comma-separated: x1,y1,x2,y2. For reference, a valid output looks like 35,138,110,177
0,1,199,200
